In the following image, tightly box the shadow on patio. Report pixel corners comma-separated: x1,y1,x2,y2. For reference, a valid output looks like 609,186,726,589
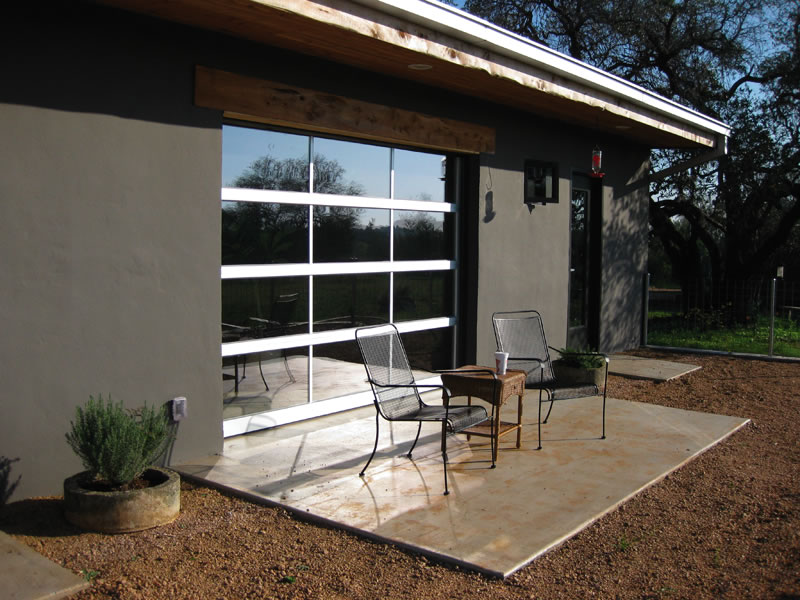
176,391,747,578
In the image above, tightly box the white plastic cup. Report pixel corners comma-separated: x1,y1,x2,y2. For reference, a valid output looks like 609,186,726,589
495,351,509,375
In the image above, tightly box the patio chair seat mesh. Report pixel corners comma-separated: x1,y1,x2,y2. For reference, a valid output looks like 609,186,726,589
418,405,488,433
539,382,599,400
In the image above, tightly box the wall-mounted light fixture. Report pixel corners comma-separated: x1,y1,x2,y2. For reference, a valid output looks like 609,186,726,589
524,160,558,207
591,146,605,178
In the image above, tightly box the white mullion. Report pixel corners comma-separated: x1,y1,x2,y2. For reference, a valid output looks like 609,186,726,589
389,149,395,323
308,136,314,405
221,188,455,214
222,260,456,279
450,156,460,366
221,317,456,357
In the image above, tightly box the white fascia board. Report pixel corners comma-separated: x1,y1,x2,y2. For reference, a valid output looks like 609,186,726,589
352,0,730,139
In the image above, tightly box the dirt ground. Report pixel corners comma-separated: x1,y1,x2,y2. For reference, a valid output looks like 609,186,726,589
2,349,799,600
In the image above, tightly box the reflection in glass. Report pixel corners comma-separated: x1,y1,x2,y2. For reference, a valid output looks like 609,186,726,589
393,272,453,322
313,274,389,331
222,345,309,418
313,207,389,262
222,277,308,339
311,340,371,403
400,327,454,372
313,138,389,197
393,211,453,260
222,126,310,191
222,202,308,264
394,149,446,202
569,188,589,327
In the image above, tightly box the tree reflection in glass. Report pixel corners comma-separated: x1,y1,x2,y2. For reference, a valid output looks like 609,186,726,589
394,211,453,261
222,201,308,265
314,207,389,262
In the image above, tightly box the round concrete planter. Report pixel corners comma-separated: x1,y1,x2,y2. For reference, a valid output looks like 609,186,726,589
552,361,606,389
63,467,180,533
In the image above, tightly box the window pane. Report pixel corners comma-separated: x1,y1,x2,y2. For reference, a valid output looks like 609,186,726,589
222,126,309,191
393,272,453,322
222,277,307,340
313,206,389,262
400,328,454,372
393,211,453,260
222,202,308,264
394,149,446,202
569,188,589,327
223,345,309,417
313,138,389,198
313,274,389,331
312,340,371,403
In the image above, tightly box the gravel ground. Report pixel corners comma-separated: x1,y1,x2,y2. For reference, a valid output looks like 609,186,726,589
2,349,799,599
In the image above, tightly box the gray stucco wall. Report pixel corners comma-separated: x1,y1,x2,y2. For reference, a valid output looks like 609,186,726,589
1,4,223,499
474,113,650,364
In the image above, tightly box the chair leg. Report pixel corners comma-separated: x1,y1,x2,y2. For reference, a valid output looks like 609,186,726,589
537,389,543,450
601,363,609,440
407,422,422,459
542,397,555,423
360,413,380,477
490,404,497,468
282,350,295,383
257,357,269,391
441,421,449,496
601,389,607,440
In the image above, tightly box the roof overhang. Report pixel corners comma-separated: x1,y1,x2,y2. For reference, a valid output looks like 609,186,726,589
92,0,730,151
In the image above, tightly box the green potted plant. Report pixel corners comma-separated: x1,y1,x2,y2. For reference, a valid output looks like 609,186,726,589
63,394,180,533
552,347,608,388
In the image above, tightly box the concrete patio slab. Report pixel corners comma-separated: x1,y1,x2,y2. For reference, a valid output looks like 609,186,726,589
0,530,89,600
177,397,748,578
609,354,701,381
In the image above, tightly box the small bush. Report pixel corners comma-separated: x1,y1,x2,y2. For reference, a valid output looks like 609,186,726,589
554,347,606,369
65,394,173,487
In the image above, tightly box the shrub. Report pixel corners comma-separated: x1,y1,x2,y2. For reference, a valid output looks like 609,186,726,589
554,347,606,369
65,394,173,487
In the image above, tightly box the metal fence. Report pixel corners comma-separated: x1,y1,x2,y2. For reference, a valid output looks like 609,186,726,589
644,275,800,357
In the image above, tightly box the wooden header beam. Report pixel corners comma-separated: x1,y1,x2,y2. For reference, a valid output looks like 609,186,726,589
195,66,495,154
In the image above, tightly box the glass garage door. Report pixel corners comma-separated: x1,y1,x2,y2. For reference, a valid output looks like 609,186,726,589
221,123,460,436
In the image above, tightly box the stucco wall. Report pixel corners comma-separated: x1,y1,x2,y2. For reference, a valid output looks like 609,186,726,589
474,113,650,363
0,4,223,499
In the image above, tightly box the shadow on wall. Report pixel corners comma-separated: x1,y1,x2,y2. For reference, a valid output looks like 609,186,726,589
1,457,21,506
601,184,649,352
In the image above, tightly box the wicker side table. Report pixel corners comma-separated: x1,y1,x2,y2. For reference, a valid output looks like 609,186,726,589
440,366,526,463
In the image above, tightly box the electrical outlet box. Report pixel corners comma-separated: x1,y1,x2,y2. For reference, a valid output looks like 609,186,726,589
171,397,187,421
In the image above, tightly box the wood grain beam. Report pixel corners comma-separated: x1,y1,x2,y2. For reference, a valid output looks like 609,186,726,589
195,66,495,154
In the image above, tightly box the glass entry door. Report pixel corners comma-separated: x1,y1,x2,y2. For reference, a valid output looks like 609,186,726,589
220,123,460,436
567,174,601,349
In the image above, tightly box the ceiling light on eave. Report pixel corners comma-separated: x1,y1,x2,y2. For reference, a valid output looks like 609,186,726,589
408,63,433,71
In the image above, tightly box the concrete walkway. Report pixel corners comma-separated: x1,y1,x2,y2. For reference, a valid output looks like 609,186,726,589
609,354,701,381
0,531,88,600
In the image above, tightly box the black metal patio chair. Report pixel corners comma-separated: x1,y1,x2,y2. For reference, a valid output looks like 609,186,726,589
355,323,489,495
492,309,608,449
